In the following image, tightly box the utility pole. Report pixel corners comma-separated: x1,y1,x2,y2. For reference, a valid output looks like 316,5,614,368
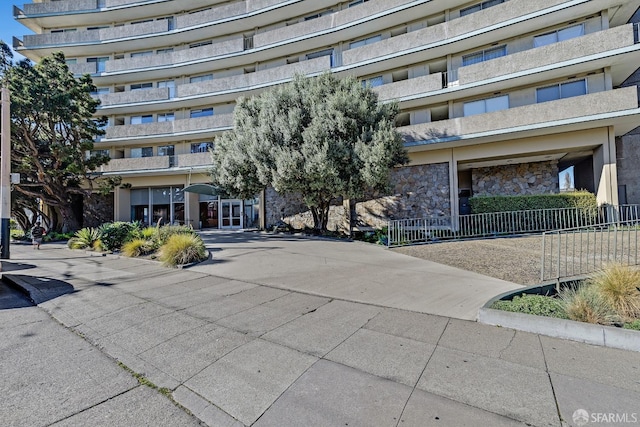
1,87,10,259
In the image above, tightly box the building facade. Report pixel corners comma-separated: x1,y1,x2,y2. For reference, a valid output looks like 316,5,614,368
12,0,640,231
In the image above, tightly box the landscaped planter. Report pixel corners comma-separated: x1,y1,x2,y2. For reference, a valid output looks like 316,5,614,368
478,282,640,352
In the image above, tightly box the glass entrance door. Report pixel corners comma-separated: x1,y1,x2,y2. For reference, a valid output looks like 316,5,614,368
221,200,243,228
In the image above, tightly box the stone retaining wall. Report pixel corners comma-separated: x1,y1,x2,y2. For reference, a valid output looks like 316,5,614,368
264,162,451,230
472,160,559,196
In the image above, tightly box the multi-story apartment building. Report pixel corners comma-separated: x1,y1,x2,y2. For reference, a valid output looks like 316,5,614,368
12,0,640,231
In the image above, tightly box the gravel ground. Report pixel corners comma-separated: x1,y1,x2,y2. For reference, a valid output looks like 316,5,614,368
392,235,544,285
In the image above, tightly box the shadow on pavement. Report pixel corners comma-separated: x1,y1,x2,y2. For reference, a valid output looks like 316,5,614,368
2,274,75,304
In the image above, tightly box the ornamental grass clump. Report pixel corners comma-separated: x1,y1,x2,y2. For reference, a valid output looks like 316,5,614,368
122,238,154,258
157,233,207,267
560,285,618,326
586,263,640,322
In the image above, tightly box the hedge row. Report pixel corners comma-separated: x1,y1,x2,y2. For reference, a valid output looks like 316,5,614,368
469,191,597,214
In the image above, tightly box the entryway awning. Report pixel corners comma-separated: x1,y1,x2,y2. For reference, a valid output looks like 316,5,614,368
183,183,223,196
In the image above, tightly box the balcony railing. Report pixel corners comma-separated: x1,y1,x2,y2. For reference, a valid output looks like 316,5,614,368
99,152,212,173
399,86,640,144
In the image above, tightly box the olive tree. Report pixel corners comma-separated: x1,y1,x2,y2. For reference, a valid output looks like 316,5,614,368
211,73,408,231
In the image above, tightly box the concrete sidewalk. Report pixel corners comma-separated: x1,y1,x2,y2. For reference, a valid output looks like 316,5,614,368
1,235,639,427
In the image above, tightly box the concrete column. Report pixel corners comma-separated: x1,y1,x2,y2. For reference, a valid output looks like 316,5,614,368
449,149,459,231
186,191,200,229
114,186,131,222
593,126,619,205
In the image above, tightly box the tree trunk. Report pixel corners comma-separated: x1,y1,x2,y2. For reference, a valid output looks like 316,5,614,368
56,204,81,233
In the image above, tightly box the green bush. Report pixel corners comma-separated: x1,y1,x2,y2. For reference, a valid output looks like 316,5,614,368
623,320,640,331
67,227,101,250
99,221,142,251
469,191,597,214
156,224,195,246
10,229,25,240
43,231,74,242
157,233,207,267
491,294,568,319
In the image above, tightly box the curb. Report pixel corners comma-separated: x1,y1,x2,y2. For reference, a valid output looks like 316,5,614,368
2,273,44,305
478,307,640,352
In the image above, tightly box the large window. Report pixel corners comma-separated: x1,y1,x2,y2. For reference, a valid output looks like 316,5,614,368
87,57,109,72
349,35,382,49
158,80,175,98
536,79,586,103
190,74,213,83
306,49,334,66
361,76,383,88
130,115,153,125
158,145,174,156
463,95,509,116
191,142,213,153
462,45,506,66
157,112,175,122
130,51,153,58
460,0,504,17
130,82,153,91
130,147,153,158
190,108,214,118
534,24,584,48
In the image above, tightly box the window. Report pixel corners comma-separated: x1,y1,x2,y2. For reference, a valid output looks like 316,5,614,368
306,49,334,66
463,95,509,116
536,79,586,103
157,16,175,30
156,48,173,54
130,115,153,125
87,57,109,72
89,149,109,158
51,28,77,33
130,82,153,91
158,80,175,98
131,19,153,25
462,45,506,66
189,41,212,49
190,108,214,118
190,74,213,83
460,0,504,17
349,35,382,49
534,24,584,48
131,51,153,58
93,87,110,95
191,142,213,153
157,112,175,122
158,145,175,156
87,26,109,31
361,76,384,87
304,10,333,20
349,0,369,6
130,147,153,158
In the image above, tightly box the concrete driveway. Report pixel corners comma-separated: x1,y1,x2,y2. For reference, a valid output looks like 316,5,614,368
191,230,523,320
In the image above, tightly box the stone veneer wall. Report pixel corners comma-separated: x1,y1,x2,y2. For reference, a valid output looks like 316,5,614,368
355,163,451,228
263,162,451,231
616,132,640,205
83,192,115,228
472,160,559,196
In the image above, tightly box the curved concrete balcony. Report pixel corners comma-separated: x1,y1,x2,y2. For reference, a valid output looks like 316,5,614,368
97,56,331,113
374,74,444,102
102,114,234,144
99,152,212,173
99,87,170,107
342,0,592,71
20,19,168,48
253,0,421,48
400,86,640,147
457,24,638,86
105,38,244,73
